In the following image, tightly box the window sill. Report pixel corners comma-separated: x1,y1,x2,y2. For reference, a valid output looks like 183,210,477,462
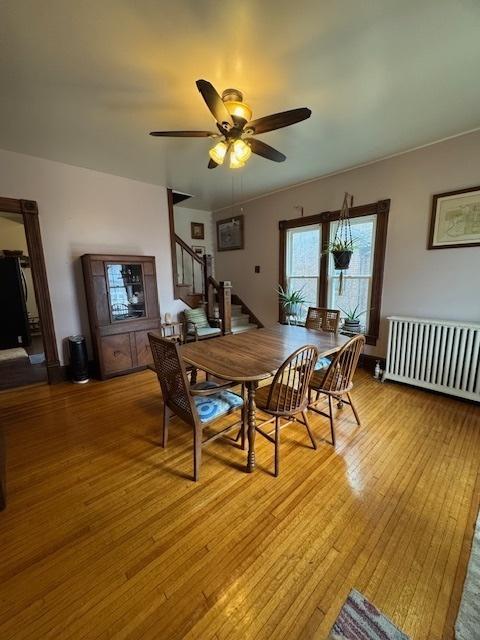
279,320,378,346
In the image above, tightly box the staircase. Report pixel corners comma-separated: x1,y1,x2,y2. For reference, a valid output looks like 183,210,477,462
172,233,263,335
214,303,260,335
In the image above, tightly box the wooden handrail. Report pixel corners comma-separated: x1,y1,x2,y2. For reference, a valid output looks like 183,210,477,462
175,234,204,266
208,275,220,290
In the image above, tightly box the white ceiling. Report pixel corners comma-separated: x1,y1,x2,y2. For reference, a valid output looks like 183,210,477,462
1,0,479,211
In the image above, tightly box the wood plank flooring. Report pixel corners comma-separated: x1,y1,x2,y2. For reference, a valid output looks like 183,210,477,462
0,370,478,639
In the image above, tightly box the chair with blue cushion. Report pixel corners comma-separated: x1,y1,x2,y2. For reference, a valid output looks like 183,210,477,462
148,333,245,481
183,307,222,342
305,306,341,375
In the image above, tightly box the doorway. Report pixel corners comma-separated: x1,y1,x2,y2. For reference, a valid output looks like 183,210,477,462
0,211,47,389
0,197,59,388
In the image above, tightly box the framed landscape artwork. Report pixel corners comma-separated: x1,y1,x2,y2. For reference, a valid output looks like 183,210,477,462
217,215,244,251
428,185,480,249
191,222,205,240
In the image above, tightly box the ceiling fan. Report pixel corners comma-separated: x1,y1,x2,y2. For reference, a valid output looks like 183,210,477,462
149,79,312,169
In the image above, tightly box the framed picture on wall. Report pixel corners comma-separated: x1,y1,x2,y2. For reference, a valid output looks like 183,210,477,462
192,245,205,257
191,222,205,240
428,185,480,249
216,215,244,251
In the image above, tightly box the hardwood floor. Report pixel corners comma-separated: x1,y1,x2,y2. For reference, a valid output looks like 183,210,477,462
0,370,478,639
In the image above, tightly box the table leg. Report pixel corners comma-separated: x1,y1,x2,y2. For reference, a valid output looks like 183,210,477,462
190,366,197,385
246,381,258,473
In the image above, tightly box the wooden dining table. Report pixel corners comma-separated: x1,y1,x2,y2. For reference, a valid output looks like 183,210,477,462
181,324,350,473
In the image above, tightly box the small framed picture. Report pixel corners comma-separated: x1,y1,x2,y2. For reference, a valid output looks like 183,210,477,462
428,185,480,249
191,222,205,240
192,245,205,257
217,215,244,251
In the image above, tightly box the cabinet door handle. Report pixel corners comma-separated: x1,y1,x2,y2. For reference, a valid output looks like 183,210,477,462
114,350,121,357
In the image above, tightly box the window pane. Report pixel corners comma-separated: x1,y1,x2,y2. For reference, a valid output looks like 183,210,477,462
328,215,376,331
287,225,321,277
329,277,371,324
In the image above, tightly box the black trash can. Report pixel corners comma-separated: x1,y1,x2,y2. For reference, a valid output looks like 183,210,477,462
68,335,89,384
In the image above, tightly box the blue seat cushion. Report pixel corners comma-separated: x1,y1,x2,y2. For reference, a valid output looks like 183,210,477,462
192,381,244,424
315,356,332,371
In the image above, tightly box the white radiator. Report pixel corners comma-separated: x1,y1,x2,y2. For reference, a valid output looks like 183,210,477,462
384,316,480,402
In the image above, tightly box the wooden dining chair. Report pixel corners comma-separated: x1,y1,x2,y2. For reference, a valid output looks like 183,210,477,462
305,306,341,374
308,334,365,446
305,307,340,333
254,344,319,477
148,333,245,481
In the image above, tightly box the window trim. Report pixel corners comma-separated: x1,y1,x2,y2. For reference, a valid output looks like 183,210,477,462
279,199,390,346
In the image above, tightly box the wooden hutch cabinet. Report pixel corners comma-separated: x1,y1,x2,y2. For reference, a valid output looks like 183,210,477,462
81,254,161,379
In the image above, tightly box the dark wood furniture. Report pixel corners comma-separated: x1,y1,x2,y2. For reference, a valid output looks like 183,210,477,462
148,333,245,481
82,254,161,379
255,345,318,476
305,307,340,333
309,334,365,445
181,324,349,473
0,424,5,510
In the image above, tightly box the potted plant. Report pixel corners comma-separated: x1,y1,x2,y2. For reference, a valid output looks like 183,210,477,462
276,285,308,325
340,304,367,332
324,238,355,270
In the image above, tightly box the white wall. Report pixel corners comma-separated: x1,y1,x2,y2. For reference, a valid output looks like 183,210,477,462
173,206,214,257
0,215,39,319
213,130,480,356
0,148,184,364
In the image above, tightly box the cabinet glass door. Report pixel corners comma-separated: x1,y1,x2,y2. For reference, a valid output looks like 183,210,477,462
106,263,146,322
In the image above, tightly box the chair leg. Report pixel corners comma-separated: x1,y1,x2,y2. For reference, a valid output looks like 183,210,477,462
302,410,317,450
241,384,247,450
274,417,280,477
328,395,336,446
162,402,170,448
347,392,361,426
193,427,202,482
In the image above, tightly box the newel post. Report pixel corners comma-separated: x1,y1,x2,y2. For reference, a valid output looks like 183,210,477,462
203,255,215,319
218,281,232,335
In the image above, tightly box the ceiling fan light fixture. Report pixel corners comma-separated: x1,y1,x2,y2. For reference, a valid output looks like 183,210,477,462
233,139,252,163
224,101,252,124
229,150,246,169
209,141,228,165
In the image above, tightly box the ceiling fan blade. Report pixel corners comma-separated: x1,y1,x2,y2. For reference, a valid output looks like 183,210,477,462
196,79,233,127
149,130,215,137
208,158,219,169
246,107,311,135
248,138,286,162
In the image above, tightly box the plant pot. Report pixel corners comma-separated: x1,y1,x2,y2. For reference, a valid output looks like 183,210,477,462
332,250,352,270
343,319,361,332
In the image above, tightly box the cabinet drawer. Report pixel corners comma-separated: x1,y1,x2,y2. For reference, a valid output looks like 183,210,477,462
101,334,133,374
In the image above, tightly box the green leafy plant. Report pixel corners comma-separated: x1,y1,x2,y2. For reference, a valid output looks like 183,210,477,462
322,238,356,255
276,284,308,325
339,304,368,321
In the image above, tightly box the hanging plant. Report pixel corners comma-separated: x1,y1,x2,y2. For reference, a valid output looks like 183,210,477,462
324,192,355,294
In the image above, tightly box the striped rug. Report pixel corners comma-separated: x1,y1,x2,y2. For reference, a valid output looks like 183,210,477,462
329,589,409,640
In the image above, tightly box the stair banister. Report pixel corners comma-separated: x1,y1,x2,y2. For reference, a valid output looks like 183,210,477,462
218,281,232,335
